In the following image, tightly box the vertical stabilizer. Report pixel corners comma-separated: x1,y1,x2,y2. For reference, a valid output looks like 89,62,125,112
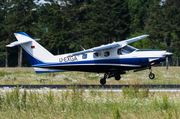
8,32,54,65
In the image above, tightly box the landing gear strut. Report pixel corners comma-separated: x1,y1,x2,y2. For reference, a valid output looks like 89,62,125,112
149,67,155,79
100,73,108,85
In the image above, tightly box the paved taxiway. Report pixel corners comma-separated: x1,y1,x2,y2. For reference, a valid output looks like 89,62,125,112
0,87,180,93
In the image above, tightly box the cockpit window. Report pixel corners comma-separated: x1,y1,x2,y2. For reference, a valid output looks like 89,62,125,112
93,52,99,58
117,45,137,55
104,51,110,57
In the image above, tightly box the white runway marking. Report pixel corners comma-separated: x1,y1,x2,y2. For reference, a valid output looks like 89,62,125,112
0,87,180,93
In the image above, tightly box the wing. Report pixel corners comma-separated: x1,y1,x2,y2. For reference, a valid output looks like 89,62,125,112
71,43,120,56
123,35,149,44
70,35,149,56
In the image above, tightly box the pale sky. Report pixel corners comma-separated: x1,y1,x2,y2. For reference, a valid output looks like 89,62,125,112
34,0,51,5
35,0,61,5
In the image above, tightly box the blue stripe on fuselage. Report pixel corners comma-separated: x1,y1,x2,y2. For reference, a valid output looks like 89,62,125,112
23,48,44,65
35,71,65,73
32,57,166,67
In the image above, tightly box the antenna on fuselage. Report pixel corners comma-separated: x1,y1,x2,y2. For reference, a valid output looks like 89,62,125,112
80,45,85,51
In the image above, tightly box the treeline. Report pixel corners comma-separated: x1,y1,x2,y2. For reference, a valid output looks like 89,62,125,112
0,0,180,67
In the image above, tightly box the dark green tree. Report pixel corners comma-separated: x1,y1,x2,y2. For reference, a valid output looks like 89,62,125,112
67,0,87,51
127,0,152,49
144,0,180,57
40,1,72,54
4,0,39,67
0,1,8,67
128,0,149,34
75,0,130,49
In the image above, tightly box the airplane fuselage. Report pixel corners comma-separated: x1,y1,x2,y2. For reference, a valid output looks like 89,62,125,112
33,46,167,73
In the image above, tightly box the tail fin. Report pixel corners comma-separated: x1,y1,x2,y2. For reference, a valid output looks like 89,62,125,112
6,32,54,65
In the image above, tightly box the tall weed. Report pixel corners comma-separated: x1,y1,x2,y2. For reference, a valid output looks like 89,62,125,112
162,93,168,110
122,84,149,98
0,71,6,77
112,106,121,119
0,86,178,119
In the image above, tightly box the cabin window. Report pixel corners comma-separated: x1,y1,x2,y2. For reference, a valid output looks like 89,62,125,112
117,45,137,55
82,54,87,59
93,52,99,58
104,51,110,57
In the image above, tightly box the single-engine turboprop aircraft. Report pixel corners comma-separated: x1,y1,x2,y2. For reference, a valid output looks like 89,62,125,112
6,32,173,85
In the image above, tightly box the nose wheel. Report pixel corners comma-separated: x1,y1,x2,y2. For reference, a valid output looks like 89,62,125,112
149,73,155,79
149,68,155,79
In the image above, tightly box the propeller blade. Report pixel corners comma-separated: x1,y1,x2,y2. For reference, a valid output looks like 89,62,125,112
166,56,168,72
170,41,173,49
165,51,173,72
164,38,167,47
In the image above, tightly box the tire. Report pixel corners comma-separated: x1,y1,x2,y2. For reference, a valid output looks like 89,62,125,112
149,73,155,79
100,78,106,85
115,75,121,81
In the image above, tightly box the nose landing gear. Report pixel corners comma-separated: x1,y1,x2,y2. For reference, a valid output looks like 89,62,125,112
149,68,155,79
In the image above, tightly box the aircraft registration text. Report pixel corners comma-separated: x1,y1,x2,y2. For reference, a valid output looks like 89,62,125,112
59,56,78,62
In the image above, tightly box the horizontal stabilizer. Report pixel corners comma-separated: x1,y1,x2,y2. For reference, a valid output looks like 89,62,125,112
6,41,32,47
34,39,41,41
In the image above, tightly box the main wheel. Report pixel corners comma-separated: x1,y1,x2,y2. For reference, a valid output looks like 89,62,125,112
100,78,106,85
115,75,121,81
149,73,155,79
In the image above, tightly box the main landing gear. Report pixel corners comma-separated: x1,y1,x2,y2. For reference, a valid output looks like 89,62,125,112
100,73,107,85
115,75,121,81
149,67,155,79
100,72,122,85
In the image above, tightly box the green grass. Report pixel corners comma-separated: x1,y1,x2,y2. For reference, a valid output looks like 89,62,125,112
0,86,179,118
0,67,179,85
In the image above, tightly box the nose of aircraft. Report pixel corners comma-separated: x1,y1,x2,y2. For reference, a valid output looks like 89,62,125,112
165,51,173,56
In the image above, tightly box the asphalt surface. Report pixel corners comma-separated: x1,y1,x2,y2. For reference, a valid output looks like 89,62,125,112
0,85,180,89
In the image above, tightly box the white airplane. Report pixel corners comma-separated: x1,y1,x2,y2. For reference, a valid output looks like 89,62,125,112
6,32,173,85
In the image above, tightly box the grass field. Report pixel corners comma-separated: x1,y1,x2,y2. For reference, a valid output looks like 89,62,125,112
0,86,179,119
0,67,179,85
0,67,179,118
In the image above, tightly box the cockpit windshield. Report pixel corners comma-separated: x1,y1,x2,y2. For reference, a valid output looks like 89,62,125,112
117,45,137,55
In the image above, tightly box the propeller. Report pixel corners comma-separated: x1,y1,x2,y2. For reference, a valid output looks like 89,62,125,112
164,37,173,72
